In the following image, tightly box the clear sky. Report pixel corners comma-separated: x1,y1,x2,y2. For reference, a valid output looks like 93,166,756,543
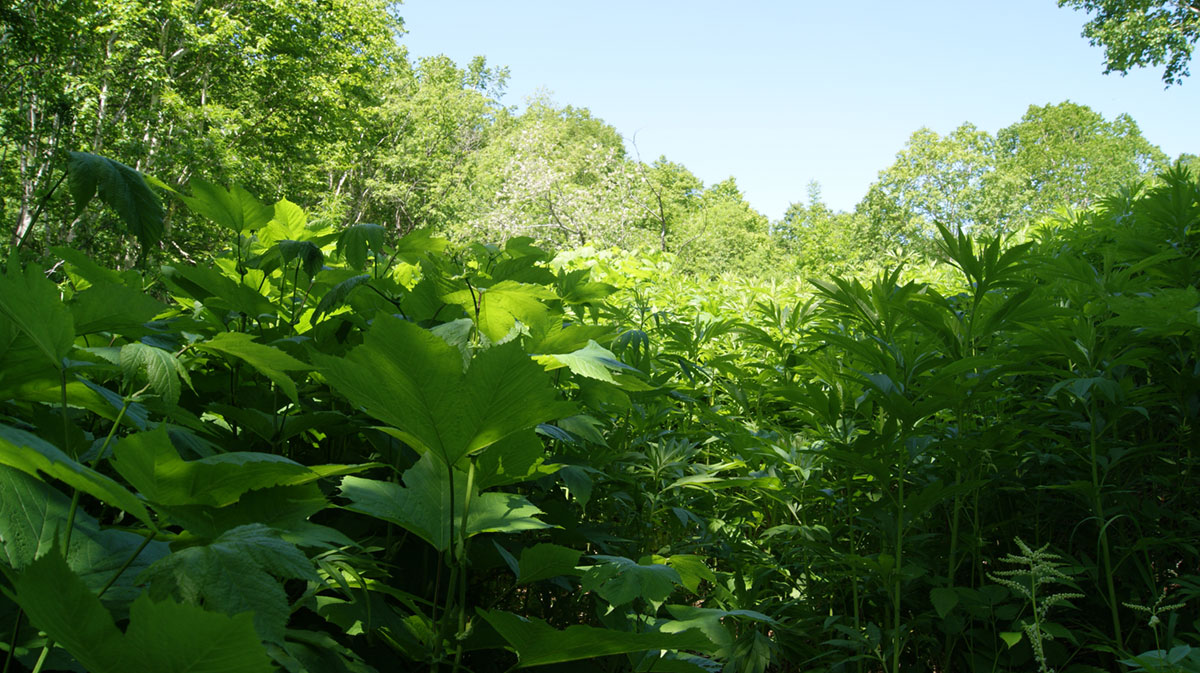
396,1,1200,220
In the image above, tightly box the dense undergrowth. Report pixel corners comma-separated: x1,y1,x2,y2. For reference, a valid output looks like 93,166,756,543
0,157,1198,672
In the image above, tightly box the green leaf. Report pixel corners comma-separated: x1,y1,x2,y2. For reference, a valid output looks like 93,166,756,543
517,543,582,584
0,262,75,368
336,223,387,270
582,556,681,609
278,239,325,278
319,315,573,467
161,264,277,318
312,273,370,322
930,587,960,619
0,424,154,528
664,555,718,594
478,609,714,668
120,342,190,407
179,178,273,234
70,283,167,335
339,453,551,553
196,332,310,405
67,152,164,249
0,466,166,610
112,426,359,508
139,523,318,643
6,546,275,673
1000,631,1023,649
443,280,556,342
535,340,636,384
661,605,775,656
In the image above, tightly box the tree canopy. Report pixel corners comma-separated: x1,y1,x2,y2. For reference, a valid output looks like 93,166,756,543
1060,0,1200,85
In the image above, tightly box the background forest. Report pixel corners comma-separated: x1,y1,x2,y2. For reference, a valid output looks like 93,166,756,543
1,1,1198,672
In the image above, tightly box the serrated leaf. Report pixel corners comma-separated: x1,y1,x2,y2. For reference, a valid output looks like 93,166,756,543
179,178,273,234
112,426,361,508
443,280,556,342
336,223,387,270
517,543,582,584
70,283,167,335
582,556,681,608
67,151,163,249
120,342,189,407
930,587,960,619
196,332,310,404
535,340,637,384
339,453,551,553
478,609,714,668
318,315,573,468
0,424,153,528
139,523,317,643
7,546,275,673
0,466,167,610
0,262,74,368
161,264,277,318
312,273,370,321
278,239,325,278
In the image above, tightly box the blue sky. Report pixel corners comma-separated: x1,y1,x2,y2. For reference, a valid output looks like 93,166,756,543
397,1,1200,220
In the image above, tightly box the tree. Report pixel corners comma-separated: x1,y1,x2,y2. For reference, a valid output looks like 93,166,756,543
670,178,783,278
777,182,876,276
1059,0,1200,86
858,102,1167,252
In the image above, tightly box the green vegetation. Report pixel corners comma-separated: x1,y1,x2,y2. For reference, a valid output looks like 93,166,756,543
1,2,1198,672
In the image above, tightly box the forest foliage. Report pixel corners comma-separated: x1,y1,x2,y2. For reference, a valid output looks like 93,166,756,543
1,2,1199,672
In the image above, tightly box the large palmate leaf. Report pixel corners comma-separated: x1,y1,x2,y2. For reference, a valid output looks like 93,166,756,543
442,280,557,342
0,466,166,611
139,524,318,643
70,282,168,335
319,315,573,467
196,332,310,404
336,222,387,270
178,178,273,234
161,263,277,318
67,151,163,249
0,262,74,368
7,549,274,673
478,609,713,668
0,424,153,528
516,543,582,585
582,556,682,610
111,427,364,508
339,453,552,553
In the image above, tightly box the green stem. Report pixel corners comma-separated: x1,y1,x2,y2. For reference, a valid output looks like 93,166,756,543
451,457,477,673
1089,409,1123,649
97,534,154,599
2,608,21,673
892,461,905,673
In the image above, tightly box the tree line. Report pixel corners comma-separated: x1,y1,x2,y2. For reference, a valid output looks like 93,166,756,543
2,0,1195,276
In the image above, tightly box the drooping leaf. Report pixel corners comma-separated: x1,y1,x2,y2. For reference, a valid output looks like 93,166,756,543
661,605,776,657
178,178,273,234
930,587,960,619
278,239,325,279
336,223,387,270
318,315,573,468
517,543,582,584
139,523,318,643
196,332,310,404
161,264,278,318
120,342,191,407
67,151,163,249
0,424,153,528
443,280,556,342
478,609,713,668
0,262,74,368
312,273,370,322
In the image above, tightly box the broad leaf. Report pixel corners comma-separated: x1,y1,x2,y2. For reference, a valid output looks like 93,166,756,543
139,524,318,643
179,178,273,234
0,424,153,528
0,262,74,368
443,280,556,342
196,332,310,404
517,543,582,584
70,283,167,335
112,427,361,508
582,556,682,609
319,315,573,467
7,548,275,673
478,609,713,668
120,342,191,407
67,151,163,249
339,453,551,552
535,340,636,384
336,223,387,270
